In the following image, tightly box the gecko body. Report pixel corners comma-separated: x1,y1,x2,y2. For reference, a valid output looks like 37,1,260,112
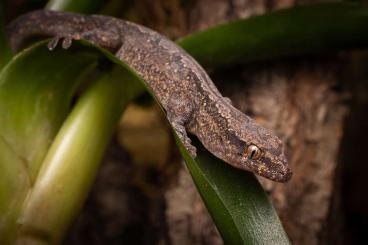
7,10,291,182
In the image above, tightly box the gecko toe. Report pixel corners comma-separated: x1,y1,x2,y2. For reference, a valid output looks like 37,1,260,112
185,141,197,158
48,35,76,50
47,36,60,50
61,37,73,49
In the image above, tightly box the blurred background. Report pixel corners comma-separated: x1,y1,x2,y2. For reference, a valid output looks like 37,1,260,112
2,0,368,244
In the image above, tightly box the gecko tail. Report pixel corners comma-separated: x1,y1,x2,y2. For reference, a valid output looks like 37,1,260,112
7,10,125,53
7,10,54,51
6,10,90,52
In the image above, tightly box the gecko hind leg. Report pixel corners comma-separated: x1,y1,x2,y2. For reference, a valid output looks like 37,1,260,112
47,29,121,53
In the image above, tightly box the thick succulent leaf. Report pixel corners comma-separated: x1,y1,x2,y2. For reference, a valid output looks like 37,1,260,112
0,134,29,244
0,43,98,243
0,40,145,243
0,44,98,182
178,2,368,67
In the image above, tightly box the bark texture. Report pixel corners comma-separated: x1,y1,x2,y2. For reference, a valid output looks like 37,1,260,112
218,61,348,245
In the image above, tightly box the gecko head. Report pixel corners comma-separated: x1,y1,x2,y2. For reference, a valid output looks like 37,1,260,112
239,134,292,183
218,114,292,183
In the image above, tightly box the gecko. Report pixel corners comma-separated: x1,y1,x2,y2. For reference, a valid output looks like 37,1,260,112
7,10,292,182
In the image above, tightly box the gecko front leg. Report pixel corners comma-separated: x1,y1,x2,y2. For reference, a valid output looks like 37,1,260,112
168,117,197,158
165,94,197,158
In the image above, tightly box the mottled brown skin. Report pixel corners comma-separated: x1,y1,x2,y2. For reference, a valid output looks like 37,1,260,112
7,10,292,182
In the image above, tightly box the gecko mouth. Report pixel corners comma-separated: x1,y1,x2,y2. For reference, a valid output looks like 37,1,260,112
257,166,292,183
274,167,292,182
248,157,292,183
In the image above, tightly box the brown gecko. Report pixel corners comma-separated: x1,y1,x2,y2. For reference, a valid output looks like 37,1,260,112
7,10,292,182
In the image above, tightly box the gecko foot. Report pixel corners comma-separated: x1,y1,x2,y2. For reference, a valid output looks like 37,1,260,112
183,139,197,158
61,36,73,49
47,35,81,50
171,121,197,158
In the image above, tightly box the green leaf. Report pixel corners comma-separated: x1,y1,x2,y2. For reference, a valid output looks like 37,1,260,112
0,44,98,182
178,2,368,67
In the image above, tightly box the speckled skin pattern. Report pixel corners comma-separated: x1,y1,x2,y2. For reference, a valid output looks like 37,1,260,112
7,10,292,182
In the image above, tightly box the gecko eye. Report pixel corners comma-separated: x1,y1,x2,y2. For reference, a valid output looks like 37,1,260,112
246,144,262,160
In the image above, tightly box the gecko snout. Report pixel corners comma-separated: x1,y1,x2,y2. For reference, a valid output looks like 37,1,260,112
272,155,292,182
277,165,292,182
253,154,292,182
